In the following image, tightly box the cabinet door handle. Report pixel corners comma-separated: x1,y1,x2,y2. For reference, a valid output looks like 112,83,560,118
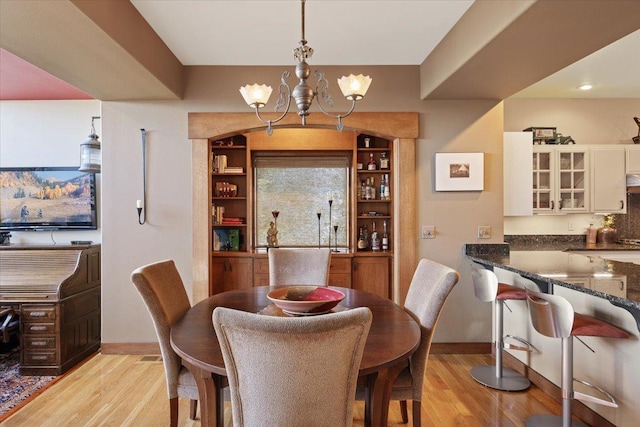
620,200,624,209
229,262,233,272
551,200,555,210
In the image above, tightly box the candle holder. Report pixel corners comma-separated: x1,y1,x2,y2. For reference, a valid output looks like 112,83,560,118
328,198,333,250
333,224,339,252
317,211,322,249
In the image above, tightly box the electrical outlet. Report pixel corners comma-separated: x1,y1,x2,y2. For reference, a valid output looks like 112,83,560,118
478,226,491,239
568,221,574,231
421,225,435,239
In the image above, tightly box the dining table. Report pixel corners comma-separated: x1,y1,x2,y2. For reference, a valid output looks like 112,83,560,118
170,285,421,427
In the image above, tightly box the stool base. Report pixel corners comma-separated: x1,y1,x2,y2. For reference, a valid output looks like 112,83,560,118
526,414,588,427
471,365,530,391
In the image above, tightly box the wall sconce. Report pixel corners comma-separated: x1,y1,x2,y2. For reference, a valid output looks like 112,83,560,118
79,116,101,173
137,129,147,225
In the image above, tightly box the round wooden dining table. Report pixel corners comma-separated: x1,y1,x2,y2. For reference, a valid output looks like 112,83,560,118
170,286,420,427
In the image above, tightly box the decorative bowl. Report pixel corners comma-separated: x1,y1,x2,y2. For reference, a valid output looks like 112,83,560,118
267,286,345,315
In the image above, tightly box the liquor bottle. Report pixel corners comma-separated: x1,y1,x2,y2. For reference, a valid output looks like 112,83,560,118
363,179,371,200
379,175,386,201
363,225,369,250
364,137,371,148
368,153,377,170
369,177,376,200
371,222,380,251
356,154,363,170
357,226,367,251
382,220,389,251
379,151,390,169
383,174,390,200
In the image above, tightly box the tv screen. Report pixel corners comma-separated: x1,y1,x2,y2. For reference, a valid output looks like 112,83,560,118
0,167,97,231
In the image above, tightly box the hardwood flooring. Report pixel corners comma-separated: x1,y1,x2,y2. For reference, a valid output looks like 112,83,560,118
2,353,573,426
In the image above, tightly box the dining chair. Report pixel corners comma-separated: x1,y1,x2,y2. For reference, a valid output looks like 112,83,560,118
268,247,332,286
358,258,459,427
212,306,372,427
130,259,199,427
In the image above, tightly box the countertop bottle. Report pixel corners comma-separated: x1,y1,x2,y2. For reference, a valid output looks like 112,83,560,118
587,223,597,244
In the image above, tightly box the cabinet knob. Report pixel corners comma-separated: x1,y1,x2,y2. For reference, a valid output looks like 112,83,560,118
620,200,624,209
551,201,555,210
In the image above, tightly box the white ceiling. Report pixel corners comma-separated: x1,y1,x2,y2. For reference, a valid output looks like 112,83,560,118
129,0,640,98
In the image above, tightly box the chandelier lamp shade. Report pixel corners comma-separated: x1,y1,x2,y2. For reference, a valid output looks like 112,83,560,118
239,0,372,135
79,116,101,173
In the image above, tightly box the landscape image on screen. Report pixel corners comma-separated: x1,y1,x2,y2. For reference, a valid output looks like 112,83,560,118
0,169,95,229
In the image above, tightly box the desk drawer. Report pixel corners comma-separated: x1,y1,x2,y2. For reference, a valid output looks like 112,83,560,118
22,305,56,321
22,350,57,365
24,322,56,334
23,336,56,350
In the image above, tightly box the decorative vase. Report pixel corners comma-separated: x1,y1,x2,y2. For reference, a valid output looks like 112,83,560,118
596,227,617,244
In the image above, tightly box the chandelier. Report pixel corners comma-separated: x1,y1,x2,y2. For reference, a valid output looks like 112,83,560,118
239,0,372,135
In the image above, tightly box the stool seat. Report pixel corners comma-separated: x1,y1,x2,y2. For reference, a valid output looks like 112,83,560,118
572,313,630,339
497,283,527,300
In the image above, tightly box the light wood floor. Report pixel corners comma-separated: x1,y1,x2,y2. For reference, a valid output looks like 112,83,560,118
2,352,570,427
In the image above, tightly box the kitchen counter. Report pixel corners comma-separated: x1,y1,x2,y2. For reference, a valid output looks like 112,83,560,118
466,243,640,330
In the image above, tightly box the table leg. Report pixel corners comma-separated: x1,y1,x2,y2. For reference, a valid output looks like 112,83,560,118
183,361,217,427
367,362,406,427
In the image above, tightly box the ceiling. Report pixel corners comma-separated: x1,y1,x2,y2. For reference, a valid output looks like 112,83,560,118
1,0,639,100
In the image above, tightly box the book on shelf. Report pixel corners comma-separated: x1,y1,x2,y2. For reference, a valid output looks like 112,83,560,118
221,217,244,224
212,205,225,224
228,229,240,251
213,229,228,251
212,154,227,173
223,167,244,174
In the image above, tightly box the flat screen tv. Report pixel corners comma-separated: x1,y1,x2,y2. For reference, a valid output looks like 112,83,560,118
0,167,97,231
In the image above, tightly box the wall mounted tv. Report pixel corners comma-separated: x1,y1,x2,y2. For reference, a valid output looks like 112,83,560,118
0,167,97,231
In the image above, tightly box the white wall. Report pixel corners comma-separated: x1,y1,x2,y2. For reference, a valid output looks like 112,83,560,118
0,100,101,244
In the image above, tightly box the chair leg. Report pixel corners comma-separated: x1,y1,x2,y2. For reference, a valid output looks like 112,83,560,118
399,400,408,423
169,397,178,427
412,400,421,427
189,399,198,420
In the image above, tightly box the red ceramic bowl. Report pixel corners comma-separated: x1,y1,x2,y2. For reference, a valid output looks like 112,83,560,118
267,286,345,315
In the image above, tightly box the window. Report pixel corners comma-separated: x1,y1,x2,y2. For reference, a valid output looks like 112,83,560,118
254,154,350,249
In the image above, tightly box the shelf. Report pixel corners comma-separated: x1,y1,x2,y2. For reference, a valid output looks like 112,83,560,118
358,215,391,219
357,148,391,152
213,224,247,227
357,170,391,174
212,173,246,176
357,199,391,203
212,197,246,200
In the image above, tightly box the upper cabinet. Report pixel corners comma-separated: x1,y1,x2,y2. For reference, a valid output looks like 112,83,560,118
532,145,590,214
591,146,626,214
505,137,632,216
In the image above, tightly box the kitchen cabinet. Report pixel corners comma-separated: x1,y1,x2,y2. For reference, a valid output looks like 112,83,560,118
210,256,253,295
591,146,626,214
504,132,533,216
532,146,589,214
626,146,640,174
352,256,389,299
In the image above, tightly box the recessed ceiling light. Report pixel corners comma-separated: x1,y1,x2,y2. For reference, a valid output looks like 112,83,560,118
578,84,593,91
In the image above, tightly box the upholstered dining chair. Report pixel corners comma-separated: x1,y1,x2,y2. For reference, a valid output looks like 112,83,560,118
130,260,199,427
268,247,332,286
212,306,372,427
358,258,459,426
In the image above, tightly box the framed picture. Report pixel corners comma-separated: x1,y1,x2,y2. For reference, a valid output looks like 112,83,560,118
435,152,484,191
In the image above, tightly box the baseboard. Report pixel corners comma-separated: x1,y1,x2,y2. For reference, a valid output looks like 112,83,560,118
430,342,491,354
100,342,160,355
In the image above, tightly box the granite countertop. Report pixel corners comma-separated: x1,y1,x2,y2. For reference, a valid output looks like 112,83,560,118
465,242,640,319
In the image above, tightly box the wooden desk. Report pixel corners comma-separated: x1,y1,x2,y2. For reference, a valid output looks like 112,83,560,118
170,286,420,427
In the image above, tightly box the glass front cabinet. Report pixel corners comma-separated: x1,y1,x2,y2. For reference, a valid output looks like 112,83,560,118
532,146,589,214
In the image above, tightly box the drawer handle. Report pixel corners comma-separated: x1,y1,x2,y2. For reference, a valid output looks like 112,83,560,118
30,326,48,331
31,341,48,346
31,355,49,361
29,312,48,317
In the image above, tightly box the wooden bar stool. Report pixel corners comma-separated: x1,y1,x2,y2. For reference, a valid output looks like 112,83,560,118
470,263,532,391
525,286,630,427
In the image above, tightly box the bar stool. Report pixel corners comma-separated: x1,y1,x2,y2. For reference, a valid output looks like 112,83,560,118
525,286,630,427
470,263,532,391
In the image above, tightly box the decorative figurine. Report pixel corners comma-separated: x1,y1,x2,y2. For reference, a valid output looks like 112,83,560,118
267,221,278,247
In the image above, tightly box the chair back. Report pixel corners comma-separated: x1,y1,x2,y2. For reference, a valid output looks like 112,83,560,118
525,286,574,339
403,259,460,399
131,259,191,398
213,306,372,427
268,248,332,286
470,262,498,302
